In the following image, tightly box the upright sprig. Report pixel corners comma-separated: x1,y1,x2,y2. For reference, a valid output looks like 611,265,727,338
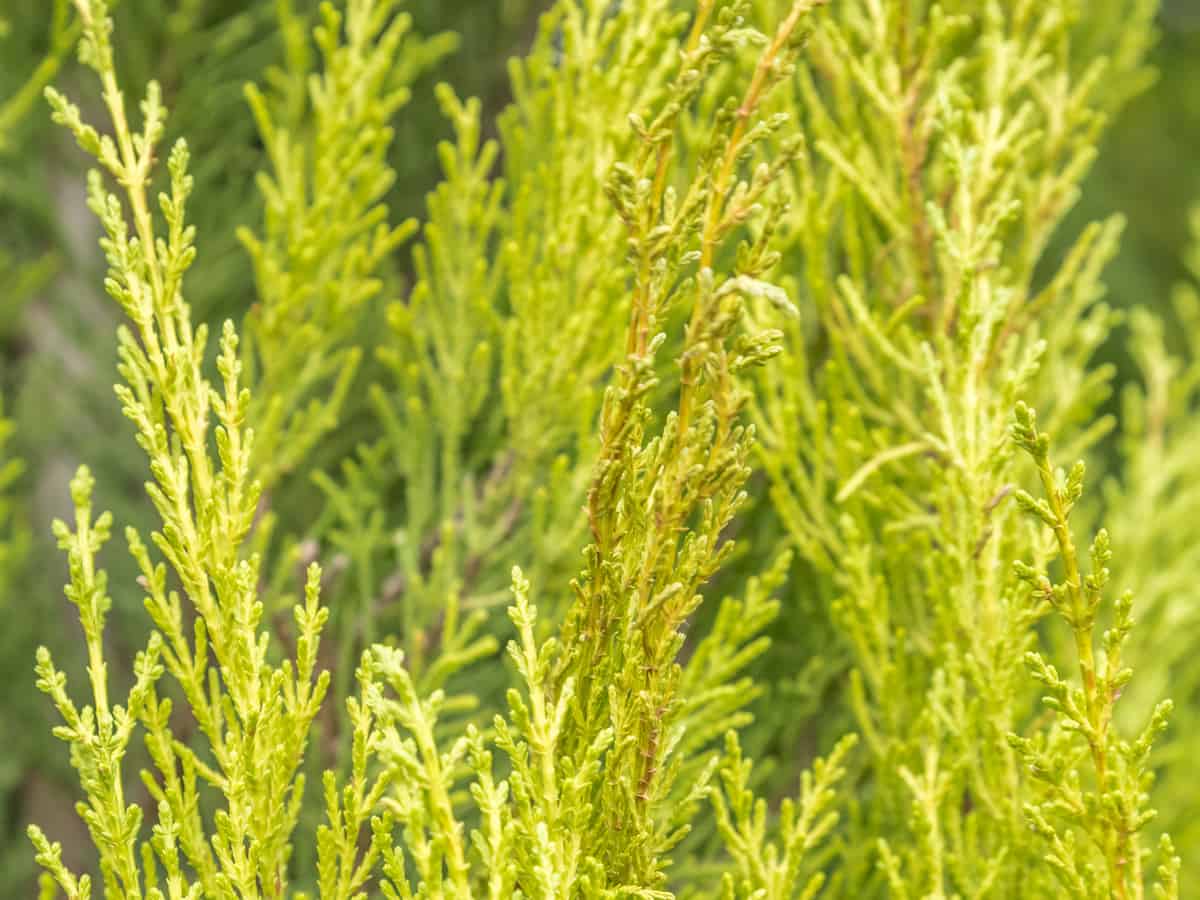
1098,207,1200,884
32,1,356,895
543,3,829,887
1010,402,1174,899
28,469,165,900
369,2,852,896
712,730,857,900
240,0,456,494
311,652,396,900
365,0,695,697
746,0,1161,891
235,0,464,798
367,82,510,686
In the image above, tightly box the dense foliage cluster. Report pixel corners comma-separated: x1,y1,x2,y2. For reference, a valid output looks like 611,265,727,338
0,0,1197,896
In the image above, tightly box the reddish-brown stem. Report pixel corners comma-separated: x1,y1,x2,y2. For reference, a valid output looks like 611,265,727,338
679,0,819,439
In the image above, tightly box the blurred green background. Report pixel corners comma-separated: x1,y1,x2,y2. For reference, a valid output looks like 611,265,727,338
0,0,1197,891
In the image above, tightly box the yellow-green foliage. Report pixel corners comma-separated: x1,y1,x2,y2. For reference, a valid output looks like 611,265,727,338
17,0,1195,897
33,0,340,890
1100,206,1200,884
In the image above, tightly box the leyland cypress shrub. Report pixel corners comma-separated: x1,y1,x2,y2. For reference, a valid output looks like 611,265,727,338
1,0,1195,897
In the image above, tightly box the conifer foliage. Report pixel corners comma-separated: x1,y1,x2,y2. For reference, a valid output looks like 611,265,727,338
5,0,1194,897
